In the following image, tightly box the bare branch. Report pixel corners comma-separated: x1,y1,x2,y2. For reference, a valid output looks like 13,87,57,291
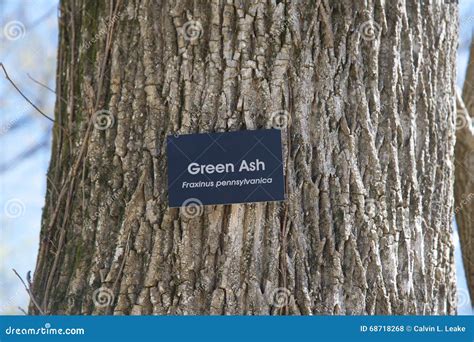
0,137,49,173
1,63,55,123
0,63,70,137
12,269,44,315
27,73,56,94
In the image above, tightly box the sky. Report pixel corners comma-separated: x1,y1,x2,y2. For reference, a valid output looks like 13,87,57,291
0,0,473,315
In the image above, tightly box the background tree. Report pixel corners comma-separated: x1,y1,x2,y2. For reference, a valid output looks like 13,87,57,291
455,38,474,303
29,0,462,315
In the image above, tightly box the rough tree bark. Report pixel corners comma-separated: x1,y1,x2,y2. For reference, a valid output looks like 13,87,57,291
30,0,460,315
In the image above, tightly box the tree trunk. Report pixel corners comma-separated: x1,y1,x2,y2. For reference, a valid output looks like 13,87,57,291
455,38,474,302
30,0,459,315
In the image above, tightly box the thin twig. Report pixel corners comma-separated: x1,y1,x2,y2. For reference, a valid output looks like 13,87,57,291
27,73,56,94
1,63,54,123
1,63,69,135
12,268,45,315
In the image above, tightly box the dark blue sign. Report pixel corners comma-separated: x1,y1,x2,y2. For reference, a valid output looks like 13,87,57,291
167,129,285,207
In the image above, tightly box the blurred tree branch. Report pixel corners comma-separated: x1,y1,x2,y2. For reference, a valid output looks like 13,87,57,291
455,37,474,303
0,134,49,173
